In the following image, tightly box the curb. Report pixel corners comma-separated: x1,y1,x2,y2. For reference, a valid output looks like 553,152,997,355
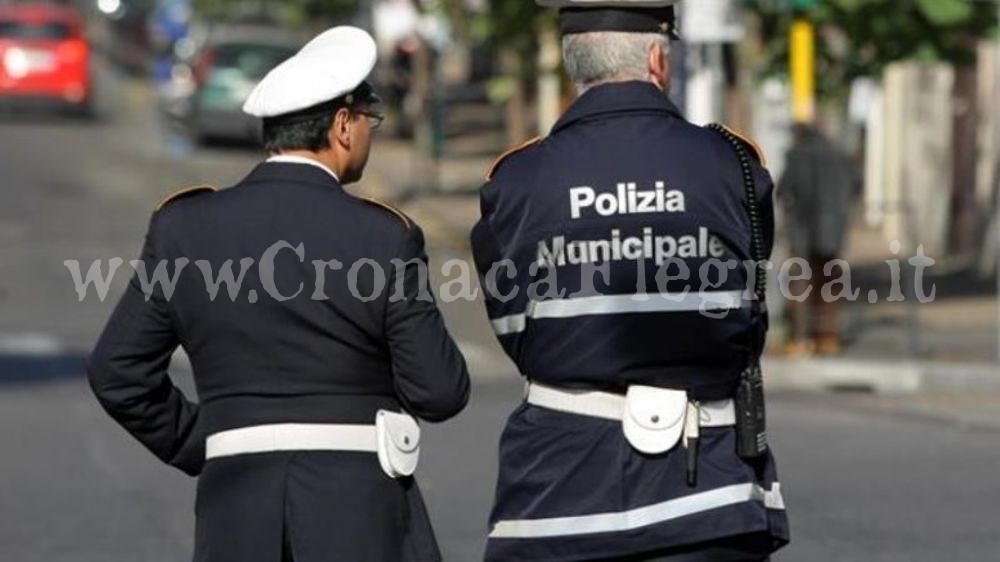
764,357,1000,395
860,399,1000,432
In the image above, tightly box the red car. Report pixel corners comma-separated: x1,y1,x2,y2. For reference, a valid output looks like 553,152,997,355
0,3,91,113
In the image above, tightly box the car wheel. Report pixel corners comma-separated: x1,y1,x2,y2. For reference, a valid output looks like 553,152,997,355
65,98,95,120
190,124,214,147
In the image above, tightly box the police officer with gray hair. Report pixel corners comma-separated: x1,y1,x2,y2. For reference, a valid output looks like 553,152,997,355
472,2,789,560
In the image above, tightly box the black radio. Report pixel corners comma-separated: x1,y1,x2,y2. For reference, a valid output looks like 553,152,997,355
735,360,768,458
708,123,770,459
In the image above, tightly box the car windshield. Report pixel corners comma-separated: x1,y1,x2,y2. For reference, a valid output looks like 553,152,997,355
0,21,73,40
212,43,297,81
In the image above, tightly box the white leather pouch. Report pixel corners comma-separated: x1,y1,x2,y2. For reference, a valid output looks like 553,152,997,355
622,386,688,454
375,410,421,479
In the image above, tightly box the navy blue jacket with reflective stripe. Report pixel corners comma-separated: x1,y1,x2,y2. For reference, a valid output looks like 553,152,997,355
471,81,775,401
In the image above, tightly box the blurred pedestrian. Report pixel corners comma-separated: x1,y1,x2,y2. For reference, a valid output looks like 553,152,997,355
87,26,469,562
471,1,789,560
778,123,861,356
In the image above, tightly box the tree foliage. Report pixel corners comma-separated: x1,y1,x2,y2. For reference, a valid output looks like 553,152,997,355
745,0,999,96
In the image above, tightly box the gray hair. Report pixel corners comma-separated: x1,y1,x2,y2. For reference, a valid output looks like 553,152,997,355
562,31,670,95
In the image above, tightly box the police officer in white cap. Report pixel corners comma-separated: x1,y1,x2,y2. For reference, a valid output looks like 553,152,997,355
472,2,789,560
88,26,469,562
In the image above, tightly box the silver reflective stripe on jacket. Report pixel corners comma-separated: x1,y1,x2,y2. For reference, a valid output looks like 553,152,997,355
491,290,746,336
489,483,785,539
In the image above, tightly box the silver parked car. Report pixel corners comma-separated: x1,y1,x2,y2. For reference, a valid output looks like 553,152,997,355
184,26,300,144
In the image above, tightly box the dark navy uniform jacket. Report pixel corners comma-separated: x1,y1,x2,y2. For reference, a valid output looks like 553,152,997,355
472,82,788,561
472,83,776,401
88,161,470,562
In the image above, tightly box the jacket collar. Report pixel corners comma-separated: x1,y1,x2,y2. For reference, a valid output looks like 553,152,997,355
551,81,684,134
240,161,344,190
266,155,340,182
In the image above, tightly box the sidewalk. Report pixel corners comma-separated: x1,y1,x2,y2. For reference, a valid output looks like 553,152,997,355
776,388,1000,432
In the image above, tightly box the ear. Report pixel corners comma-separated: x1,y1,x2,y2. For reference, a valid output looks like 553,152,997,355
648,41,669,91
331,108,353,149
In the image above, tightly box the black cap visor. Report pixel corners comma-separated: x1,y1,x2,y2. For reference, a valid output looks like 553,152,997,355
559,6,679,39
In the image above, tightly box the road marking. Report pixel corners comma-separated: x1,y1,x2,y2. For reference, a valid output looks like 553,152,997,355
0,333,65,356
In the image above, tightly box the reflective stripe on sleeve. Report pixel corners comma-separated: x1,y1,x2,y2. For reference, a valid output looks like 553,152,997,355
489,291,745,336
488,482,784,539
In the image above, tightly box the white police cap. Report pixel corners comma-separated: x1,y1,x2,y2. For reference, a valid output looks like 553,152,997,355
537,0,680,38
243,26,377,119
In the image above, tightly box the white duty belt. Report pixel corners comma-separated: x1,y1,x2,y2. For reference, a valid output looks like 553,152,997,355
526,381,736,455
205,410,420,479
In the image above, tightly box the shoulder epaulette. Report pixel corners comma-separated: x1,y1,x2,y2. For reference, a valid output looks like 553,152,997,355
485,136,542,181
361,197,411,229
718,125,766,166
156,184,217,211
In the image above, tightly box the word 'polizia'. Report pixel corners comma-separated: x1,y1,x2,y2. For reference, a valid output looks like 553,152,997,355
570,182,686,219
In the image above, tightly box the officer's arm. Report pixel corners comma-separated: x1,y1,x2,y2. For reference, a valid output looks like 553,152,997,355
87,213,203,476
470,188,527,346
384,225,471,422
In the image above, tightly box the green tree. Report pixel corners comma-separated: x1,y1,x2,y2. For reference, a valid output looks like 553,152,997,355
745,0,998,96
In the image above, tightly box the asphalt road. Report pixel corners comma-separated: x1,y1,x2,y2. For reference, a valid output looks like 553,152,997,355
1,60,998,562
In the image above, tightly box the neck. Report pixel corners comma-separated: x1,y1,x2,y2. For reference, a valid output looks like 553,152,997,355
273,150,346,180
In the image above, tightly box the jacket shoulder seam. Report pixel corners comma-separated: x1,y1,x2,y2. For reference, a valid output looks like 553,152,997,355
359,197,411,229
156,185,217,211
718,125,766,166
485,136,542,181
